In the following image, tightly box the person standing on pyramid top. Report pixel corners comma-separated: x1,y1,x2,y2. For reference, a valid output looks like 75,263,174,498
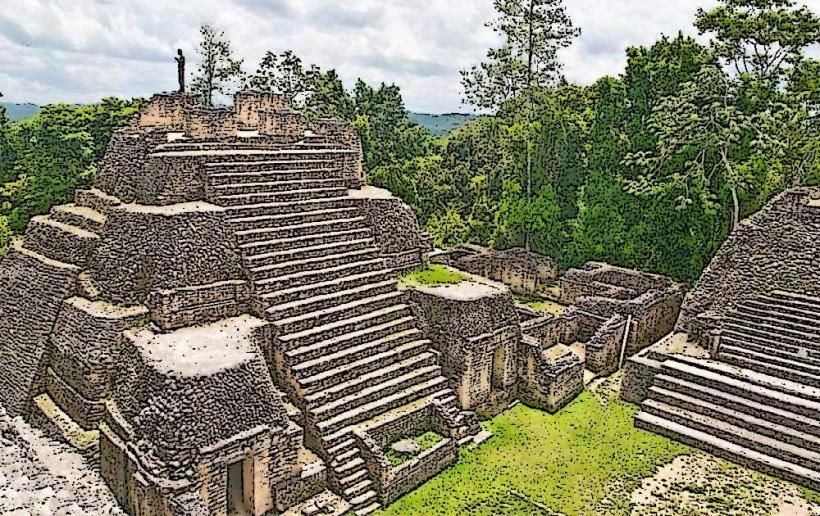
175,49,185,93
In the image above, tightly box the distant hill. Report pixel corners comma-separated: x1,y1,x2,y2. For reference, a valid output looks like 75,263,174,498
1,103,40,122
408,112,476,136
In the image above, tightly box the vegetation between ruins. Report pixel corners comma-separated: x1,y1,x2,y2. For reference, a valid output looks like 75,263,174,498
398,265,470,287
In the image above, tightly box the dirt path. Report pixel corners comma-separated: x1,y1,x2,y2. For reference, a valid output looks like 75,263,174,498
630,452,819,515
0,407,121,515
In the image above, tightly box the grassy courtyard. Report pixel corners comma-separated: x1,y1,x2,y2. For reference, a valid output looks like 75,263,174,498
399,265,470,287
379,382,690,515
378,379,820,515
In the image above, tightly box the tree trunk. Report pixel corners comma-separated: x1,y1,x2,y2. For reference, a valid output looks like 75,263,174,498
730,184,739,233
524,0,535,253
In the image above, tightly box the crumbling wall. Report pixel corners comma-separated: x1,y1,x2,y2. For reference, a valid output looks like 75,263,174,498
354,187,432,271
584,314,627,374
90,202,244,305
0,242,80,416
678,187,820,333
518,343,585,413
447,246,557,294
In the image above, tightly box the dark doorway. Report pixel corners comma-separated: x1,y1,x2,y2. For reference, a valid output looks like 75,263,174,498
226,459,250,515
492,346,506,389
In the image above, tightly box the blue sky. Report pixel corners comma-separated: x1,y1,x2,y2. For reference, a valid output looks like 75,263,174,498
1,0,818,112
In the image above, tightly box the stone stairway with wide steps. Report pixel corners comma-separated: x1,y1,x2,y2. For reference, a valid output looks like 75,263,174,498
184,144,461,514
20,200,108,269
718,291,820,388
635,354,820,490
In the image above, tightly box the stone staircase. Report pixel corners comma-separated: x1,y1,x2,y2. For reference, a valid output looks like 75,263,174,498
636,355,820,490
717,291,820,387
21,198,108,269
167,143,462,514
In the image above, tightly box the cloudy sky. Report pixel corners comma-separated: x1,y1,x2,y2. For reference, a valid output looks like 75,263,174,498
1,0,819,113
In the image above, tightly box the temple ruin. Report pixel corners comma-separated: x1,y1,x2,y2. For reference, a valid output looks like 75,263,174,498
623,187,820,491
0,90,813,515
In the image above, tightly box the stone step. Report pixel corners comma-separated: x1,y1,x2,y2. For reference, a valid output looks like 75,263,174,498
727,313,820,341
634,412,820,491
274,291,404,336
317,377,450,436
24,216,99,268
718,349,820,388
722,336,820,372
653,374,820,436
311,365,443,421
214,186,348,206
231,206,361,231
333,456,364,475
74,188,121,214
647,386,820,451
213,178,348,195
338,467,368,488
766,291,820,314
327,437,357,457
236,216,367,245
240,228,372,255
250,247,381,280
256,258,385,295
261,269,396,308
331,447,360,467
349,490,378,514
344,479,373,500
153,147,355,162
736,303,820,332
267,279,397,321
323,388,452,447
285,316,417,363
721,328,820,360
661,358,820,415
208,166,339,184
723,323,820,353
50,204,106,234
293,328,422,380
225,196,356,218
279,304,411,350
246,238,375,270
302,340,432,398
641,399,820,470
354,501,381,516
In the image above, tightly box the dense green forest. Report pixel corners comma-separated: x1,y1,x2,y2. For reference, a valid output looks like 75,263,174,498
0,0,817,283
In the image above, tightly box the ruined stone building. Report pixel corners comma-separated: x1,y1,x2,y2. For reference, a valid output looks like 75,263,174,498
623,188,820,491
0,93,481,515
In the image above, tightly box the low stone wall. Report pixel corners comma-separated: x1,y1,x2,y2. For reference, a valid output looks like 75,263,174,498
90,201,244,305
355,405,458,505
405,279,520,412
677,187,820,333
585,314,627,375
518,342,585,413
559,262,673,305
0,242,80,416
147,280,251,330
436,245,557,294
352,187,431,271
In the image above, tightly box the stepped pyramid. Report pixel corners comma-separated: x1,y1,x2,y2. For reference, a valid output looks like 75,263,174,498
625,188,820,491
0,92,476,515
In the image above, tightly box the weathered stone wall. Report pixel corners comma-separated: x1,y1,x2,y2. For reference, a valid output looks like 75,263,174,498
677,187,820,333
441,245,558,294
354,187,432,271
147,280,252,331
96,132,163,202
518,343,585,413
90,202,244,305
405,280,521,411
234,92,288,129
0,242,80,416
584,314,627,374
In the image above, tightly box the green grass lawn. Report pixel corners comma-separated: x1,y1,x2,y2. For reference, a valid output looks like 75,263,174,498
384,431,446,467
399,265,470,287
379,384,690,515
516,295,568,316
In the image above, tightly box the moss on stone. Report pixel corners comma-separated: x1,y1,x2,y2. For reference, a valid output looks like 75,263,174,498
399,265,469,287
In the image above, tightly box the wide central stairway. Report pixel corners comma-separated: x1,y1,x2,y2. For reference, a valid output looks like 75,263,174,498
151,138,463,514
636,291,820,490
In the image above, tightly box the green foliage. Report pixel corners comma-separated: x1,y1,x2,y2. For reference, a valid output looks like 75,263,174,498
380,387,690,515
190,24,245,106
399,264,469,286
0,99,142,249
249,50,307,103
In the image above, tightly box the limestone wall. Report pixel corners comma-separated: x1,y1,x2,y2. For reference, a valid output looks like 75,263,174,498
90,202,244,305
353,187,432,271
442,246,558,294
518,343,585,413
677,187,820,333
584,314,627,374
0,242,80,416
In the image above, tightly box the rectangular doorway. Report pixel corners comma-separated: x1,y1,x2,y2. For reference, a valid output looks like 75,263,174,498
226,459,251,515
492,346,506,389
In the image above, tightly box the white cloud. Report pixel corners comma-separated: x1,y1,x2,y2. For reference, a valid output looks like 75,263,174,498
0,0,818,112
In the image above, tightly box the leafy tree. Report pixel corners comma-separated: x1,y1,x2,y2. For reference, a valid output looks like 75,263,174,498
190,24,244,107
695,0,820,83
305,68,355,119
249,50,308,104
